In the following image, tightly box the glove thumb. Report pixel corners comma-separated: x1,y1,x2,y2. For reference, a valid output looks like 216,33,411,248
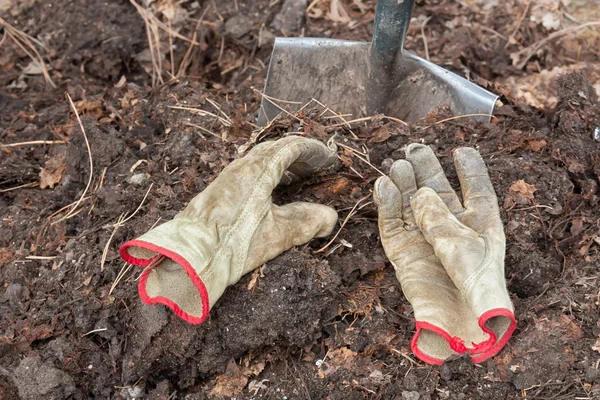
244,202,338,273
410,187,485,279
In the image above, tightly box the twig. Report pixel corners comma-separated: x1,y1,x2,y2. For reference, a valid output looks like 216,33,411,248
55,93,94,223
0,140,66,147
168,105,232,126
514,21,600,69
177,7,209,77
25,255,56,260
113,183,154,227
329,114,408,128
101,214,125,271
315,196,371,253
128,0,199,44
0,182,38,193
206,98,233,124
505,1,530,49
83,328,107,336
426,113,494,127
184,121,225,141
0,17,56,87
421,16,432,61
109,262,134,295
336,141,385,176
253,89,303,122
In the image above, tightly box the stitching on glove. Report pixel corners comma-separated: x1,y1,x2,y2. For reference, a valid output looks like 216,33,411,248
202,139,315,284
458,235,494,296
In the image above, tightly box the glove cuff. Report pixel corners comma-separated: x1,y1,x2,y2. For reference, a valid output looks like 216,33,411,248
471,308,517,363
119,240,210,324
411,320,497,365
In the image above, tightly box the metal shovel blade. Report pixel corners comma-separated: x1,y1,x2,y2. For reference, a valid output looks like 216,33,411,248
257,0,498,126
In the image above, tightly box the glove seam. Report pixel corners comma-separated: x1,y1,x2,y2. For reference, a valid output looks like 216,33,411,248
459,234,494,296
201,139,320,285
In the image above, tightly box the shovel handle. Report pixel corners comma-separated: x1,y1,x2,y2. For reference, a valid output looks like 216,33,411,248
370,0,415,66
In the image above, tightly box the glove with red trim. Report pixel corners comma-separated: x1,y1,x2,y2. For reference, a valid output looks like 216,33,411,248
373,143,516,364
120,136,339,324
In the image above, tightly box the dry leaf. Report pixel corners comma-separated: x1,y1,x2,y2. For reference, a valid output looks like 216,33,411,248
570,218,584,237
242,359,266,377
209,359,248,397
592,337,600,354
318,347,357,378
0,248,14,264
527,139,547,152
504,179,537,208
247,265,265,291
370,125,391,143
326,0,351,23
40,153,67,189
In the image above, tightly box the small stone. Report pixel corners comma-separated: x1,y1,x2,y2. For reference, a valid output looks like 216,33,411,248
272,0,307,32
381,157,394,173
258,29,276,48
127,173,150,186
225,15,252,39
11,357,75,400
402,390,420,400
585,366,600,383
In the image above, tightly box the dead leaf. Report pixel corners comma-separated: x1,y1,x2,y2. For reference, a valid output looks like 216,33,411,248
369,125,392,143
527,139,547,152
209,359,248,397
40,153,67,189
0,248,14,264
241,359,266,377
82,276,92,286
570,218,584,237
326,0,351,23
318,347,357,378
592,337,600,353
504,180,537,208
247,265,265,292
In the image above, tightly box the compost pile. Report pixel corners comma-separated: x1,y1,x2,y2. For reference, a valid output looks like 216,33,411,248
1,0,599,399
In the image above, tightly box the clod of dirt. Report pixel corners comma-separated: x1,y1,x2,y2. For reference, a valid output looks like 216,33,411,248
506,247,561,297
554,72,600,137
121,249,341,388
494,313,584,390
10,356,75,400
225,15,252,39
271,0,307,32
401,390,421,400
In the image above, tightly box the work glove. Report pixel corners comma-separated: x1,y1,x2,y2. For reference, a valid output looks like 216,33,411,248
373,144,516,364
120,136,339,324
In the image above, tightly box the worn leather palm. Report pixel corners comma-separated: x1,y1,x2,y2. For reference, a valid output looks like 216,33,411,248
120,136,339,324
373,144,516,364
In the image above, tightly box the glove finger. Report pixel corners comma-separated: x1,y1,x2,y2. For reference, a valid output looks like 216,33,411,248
389,160,418,227
374,175,406,238
453,147,498,213
410,187,483,282
244,202,338,274
405,143,464,214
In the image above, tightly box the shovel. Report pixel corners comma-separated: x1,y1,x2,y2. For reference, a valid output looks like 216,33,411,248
257,0,498,126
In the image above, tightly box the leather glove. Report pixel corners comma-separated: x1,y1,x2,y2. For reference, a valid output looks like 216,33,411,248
120,136,339,324
373,143,516,364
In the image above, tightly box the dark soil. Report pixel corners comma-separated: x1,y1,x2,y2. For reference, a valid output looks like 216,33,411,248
1,0,600,399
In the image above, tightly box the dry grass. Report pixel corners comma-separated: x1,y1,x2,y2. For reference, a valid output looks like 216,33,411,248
129,0,202,86
0,17,55,87
53,93,94,224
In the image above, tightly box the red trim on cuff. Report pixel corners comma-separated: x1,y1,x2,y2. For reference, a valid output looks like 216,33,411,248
471,308,517,363
410,319,500,365
411,321,468,365
119,239,210,325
